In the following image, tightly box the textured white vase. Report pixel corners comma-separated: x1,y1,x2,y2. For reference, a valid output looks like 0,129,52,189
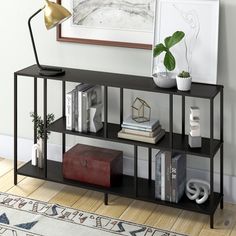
153,72,177,88
37,138,44,169
176,76,192,91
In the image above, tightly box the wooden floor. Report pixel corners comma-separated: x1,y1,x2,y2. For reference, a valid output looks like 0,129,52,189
1,158,236,236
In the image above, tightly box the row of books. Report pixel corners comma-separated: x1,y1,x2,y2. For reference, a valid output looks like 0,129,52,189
118,116,165,144
155,151,186,203
66,84,103,133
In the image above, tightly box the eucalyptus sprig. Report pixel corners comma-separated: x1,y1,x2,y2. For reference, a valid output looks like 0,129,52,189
153,31,185,71
30,112,55,140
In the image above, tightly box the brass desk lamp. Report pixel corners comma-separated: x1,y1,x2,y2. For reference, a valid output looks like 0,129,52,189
28,0,71,76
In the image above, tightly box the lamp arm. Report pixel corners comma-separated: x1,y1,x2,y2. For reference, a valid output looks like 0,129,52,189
28,8,62,72
28,8,44,70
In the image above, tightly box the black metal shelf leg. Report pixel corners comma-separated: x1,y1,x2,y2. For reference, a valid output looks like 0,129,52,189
62,81,66,154
210,98,214,228
14,73,18,185
148,147,152,183
182,95,185,137
169,94,173,148
210,214,214,229
104,86,108,138
220,88,224,209
120,88,123,124
134,145,138,197
34,77,38,144
104,193,108,205
43,79,48,178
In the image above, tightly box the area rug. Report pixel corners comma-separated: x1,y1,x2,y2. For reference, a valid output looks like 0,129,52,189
0,192,187,236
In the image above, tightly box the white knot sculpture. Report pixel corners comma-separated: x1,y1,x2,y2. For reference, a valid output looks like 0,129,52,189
186,179,210,204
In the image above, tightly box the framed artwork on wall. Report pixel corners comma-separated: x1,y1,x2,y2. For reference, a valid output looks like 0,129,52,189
57,0,155,49
152,0,220,84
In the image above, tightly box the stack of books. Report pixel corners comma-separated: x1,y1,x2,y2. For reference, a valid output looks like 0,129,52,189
118,116,165,144
66,84,103,133
155,151,186,203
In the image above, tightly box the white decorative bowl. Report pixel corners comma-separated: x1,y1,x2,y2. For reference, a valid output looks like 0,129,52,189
153,72,177,89
176,76,192,91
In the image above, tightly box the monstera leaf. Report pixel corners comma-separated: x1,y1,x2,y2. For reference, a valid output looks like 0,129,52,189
153,31,185,71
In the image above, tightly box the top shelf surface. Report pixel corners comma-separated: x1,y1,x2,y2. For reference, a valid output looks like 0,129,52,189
15,64,223,99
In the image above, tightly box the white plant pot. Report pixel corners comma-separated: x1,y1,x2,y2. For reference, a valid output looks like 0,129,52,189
176,76,192,91
153,72,177,89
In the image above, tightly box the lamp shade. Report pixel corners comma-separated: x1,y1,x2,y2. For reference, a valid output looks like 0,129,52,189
44,0,71,30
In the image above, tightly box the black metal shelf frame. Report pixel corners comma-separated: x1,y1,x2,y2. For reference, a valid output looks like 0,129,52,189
14,65,224,229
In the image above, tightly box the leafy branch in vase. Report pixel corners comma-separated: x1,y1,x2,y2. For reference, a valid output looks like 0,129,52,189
30,113,55,140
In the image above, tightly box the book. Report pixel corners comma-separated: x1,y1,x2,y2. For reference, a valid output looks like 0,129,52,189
82,85,102,132
66,91,73,130
165,151,172,202
122,116,159,131
161,152,165,201
171,153,186,203
155,151,162,199
89,103,103,133
117,129,165,144
77,84,93,132
122,125,161,137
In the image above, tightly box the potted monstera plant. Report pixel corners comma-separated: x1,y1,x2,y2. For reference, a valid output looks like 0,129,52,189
153,31,185,88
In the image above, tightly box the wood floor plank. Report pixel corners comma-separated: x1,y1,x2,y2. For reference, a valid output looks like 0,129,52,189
145,205,182,230
95,195,133,218
0,170,25,192
119,200,157,224
199,204,236,236
49,185,87,207
7,177,45,197
29,181,64,202
0,159,14,176
171,211,207,236
72,190,104,212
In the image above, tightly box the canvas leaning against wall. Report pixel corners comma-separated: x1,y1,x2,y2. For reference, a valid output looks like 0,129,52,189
152,0,220,84
57,0,155,49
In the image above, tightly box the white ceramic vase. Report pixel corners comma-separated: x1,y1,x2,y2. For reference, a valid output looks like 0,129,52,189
37,138,44,169
153,72,177,89
176,76,192,91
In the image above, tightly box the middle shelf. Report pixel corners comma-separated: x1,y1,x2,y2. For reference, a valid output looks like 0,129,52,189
48,117,222,158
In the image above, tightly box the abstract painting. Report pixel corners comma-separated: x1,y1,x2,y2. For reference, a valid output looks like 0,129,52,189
152,0,219,84
57,0,155,49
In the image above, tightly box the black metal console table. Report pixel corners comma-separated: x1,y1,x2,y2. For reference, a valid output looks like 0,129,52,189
14,64,224,228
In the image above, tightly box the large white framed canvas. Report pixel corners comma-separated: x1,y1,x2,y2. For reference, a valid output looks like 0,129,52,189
152,0,219,84
57,0,155,49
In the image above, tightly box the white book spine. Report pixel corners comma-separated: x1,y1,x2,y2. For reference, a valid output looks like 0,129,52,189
78,91,83,132
82,93,88,132
161,153,166,201
66,93,72,130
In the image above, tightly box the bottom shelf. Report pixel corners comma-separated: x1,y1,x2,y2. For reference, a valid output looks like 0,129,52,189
17,160,222,215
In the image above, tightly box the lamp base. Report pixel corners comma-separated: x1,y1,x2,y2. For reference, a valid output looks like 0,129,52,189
39,67,65,77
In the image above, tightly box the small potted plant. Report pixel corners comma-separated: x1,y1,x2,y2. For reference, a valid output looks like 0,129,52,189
176,71,192,91
153,31,185,88
30,112,55,168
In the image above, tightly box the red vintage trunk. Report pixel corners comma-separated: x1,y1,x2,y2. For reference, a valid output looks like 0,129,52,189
63,144,123,187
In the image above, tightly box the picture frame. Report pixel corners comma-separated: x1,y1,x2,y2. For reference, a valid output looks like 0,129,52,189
57,0,155,49
152,0,220,84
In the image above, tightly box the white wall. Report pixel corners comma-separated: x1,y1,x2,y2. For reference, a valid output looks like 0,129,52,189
0,0,236,178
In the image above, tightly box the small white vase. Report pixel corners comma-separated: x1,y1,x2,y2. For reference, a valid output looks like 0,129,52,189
37,138,44,169
176,76,192,91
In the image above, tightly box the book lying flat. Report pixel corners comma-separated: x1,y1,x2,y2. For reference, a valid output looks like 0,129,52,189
122,125,161,138
118,129,165,144
122,116,159,131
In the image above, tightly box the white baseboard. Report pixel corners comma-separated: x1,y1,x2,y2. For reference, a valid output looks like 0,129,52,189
1,134,235,203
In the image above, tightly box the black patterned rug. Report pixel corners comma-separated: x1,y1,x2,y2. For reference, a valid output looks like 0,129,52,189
0,192,187,236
